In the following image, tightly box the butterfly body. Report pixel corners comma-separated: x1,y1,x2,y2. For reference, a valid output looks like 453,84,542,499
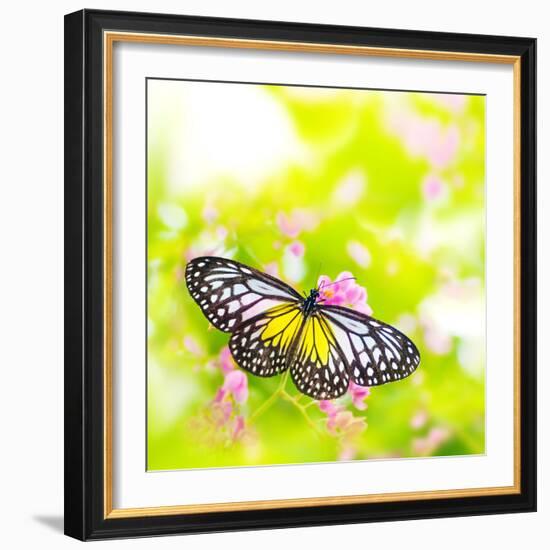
185,256,420,400
302,288,321,317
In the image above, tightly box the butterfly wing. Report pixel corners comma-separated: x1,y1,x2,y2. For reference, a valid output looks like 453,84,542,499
186,256,302,333
229,303,303,377
290,311,350,400
319,305,420,387
228,304,350,398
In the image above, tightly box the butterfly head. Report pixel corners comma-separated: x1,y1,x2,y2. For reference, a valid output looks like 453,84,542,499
309,287,321,301
302,287,321,317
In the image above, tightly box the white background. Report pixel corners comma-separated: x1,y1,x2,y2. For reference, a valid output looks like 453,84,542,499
0,0,546,548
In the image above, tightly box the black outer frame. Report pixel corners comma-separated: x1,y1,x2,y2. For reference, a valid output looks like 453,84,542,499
64,9,537,541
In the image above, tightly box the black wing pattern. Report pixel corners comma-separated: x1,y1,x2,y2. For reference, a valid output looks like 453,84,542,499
229,303,302,377
320,305,420,387
185,256,301,332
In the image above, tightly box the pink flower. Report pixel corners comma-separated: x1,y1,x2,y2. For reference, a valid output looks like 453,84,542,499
338,446,357,461
276,209,319,238
410,410,428,430
347,241,371,268
233,415,245,440
327,410,366,438
223,370,248,404
428,427,450,446
213,387,227,403
427,125,459,168
349,382,370,410
385,108,459,169
202,203,218,223
185,227,228,261
287,240,305,257
320,400,367,450
194,368,251,446
422,175,446,201
320,401,364,436
183,335,204,356
219,346,235,374
319,400,343,417
276,212,300,238
215,226,228,240
317,272,373,315
412,427,450,455
211,396,233,426
332,170,366,206
423,323,452,355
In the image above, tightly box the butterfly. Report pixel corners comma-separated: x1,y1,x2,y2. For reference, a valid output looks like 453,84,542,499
185,256,420,400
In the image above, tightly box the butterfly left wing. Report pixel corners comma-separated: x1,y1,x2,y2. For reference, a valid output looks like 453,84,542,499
186,256,301,332
319,305,420,387
290,312,350,400
229,303,303,377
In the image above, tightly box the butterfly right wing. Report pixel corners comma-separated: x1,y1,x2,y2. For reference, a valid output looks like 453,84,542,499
186,256,301,333
319,305,420,387
289,311,350,400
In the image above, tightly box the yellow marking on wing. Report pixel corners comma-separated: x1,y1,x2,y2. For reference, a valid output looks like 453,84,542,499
319,316,336,345
266,303,296,317
261,306,301,353
314,318,330,365
300,315,336,367
280,314,300,350
302,318,315,359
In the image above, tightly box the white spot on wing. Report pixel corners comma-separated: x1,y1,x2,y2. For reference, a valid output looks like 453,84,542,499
227,300,240,313
233,284,247,296
351,333,364,353
241,293,260,305
324,310,370,335
220,288,231,301
248,279,293,299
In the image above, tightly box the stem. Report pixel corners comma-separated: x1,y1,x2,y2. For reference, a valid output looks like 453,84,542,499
278,369,290,391
249,370,289,422
280,391,324,437
249,372,324,438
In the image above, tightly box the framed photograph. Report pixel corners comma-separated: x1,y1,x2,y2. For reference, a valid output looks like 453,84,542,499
64,9,536,540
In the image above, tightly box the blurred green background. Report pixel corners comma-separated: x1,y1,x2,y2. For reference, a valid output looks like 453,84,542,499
147,79,485,470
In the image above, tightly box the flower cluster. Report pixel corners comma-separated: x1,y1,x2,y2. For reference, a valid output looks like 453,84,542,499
318,271,373,315
190,346,250,445
318,393,368,460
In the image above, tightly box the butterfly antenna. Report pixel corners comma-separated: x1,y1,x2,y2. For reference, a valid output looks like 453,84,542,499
320,277,356,289
314,262,323,289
